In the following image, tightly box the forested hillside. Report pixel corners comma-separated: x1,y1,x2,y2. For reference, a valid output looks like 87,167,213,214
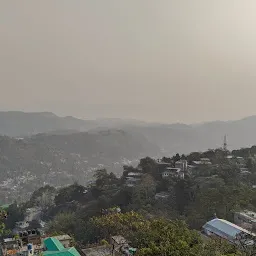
0,130,159,202
7,145,256,255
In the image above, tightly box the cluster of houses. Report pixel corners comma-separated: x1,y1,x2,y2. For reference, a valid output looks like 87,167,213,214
1,233,135,256
1,233,74,256
1,203,135,256
124,154,252,200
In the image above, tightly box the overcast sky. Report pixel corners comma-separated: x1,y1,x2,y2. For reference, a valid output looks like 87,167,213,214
1,1,256,123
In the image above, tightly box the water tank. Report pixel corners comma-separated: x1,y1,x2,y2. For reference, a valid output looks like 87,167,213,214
27,243,33,254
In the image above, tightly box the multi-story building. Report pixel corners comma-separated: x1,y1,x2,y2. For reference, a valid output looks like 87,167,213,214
175,160,188,172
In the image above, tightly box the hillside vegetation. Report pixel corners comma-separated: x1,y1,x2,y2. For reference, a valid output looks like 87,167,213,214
0,130,159,202
6,145,256,255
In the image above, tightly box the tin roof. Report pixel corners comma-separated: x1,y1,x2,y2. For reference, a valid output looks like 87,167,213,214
44,237,65,251
203,218,253,240
43,247,80,256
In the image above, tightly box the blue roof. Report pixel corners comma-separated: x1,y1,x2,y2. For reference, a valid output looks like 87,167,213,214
203,218,252,240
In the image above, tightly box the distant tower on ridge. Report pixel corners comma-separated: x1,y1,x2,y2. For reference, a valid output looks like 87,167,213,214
223,135,227,152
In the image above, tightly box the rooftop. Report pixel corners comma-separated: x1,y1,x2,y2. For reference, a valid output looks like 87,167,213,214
203,218,255,239
111,235,128,245
200,158,210,161
193,160,212,165
3,238,16,243
157,162,172,166
43,237,80,256
43,247,80,256
166,167,181,172
44,237,65,251
127,172,143,177
81,245,111,256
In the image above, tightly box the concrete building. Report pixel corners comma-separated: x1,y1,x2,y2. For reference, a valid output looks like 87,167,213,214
125,172,142,187
193,158,212,166
162,168,184,179
202,218,254,246
175,160,188,172
127,172,143,178
234,211,256,231
125,177,141,187
110,236,136,256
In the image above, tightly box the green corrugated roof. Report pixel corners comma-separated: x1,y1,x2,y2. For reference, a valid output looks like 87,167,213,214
44,237,65,251
43,247,80,256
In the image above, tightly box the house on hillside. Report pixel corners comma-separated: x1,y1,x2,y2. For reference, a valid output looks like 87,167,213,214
175,160,188,172
192,158,212,166
162,168,184,179
125,172,142,187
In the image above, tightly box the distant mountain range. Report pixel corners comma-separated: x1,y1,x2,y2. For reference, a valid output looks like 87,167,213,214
2,110,256,202
0,111,149,137
1,111,256,155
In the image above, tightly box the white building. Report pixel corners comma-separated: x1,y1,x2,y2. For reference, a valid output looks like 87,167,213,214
193,158,212,166
162,168,184,179
125,172,143,187
175,160,188,172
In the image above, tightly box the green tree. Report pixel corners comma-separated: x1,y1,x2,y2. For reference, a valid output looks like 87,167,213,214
47,212,76,236
55,182,86,205
4,202,24,230
90,211,241,256
138,157,157,175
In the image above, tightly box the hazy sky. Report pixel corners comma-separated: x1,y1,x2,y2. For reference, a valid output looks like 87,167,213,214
1,1,256,123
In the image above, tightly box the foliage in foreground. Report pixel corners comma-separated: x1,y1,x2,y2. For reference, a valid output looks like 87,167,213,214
89,211,240,256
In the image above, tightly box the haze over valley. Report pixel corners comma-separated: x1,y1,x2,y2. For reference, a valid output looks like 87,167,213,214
1,111,256,203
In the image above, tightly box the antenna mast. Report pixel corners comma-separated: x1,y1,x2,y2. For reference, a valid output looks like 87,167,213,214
223,135,227,152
